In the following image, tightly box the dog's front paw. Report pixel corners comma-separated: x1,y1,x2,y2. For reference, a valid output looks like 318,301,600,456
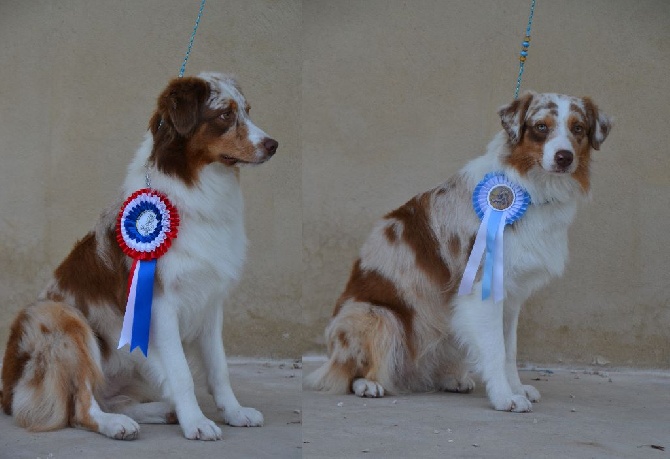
352,378,385,397
223,406,264,427
491,394,533,413
181,416,222,440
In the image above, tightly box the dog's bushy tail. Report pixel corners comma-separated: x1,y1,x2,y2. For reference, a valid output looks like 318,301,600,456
1,301,103,431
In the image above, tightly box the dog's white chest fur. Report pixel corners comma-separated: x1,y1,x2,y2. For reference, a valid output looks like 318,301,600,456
502,203,575,301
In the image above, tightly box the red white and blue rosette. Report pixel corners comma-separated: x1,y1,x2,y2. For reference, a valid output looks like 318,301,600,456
458,172,530,303
116,188,179,356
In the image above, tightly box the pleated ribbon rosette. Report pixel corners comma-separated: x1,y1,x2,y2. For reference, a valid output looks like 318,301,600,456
458,172,530,303
116,188,179,356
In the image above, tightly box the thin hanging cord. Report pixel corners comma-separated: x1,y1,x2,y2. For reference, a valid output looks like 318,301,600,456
178,0,207,78
514,0,536,99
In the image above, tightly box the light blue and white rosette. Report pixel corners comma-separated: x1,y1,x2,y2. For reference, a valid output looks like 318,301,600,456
458,172,530,303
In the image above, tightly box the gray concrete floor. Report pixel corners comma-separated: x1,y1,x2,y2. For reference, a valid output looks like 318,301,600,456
2,359,669,459
302,359,669,459
0,360,302,459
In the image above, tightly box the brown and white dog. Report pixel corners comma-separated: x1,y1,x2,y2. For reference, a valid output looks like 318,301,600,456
305,92,611,412
1,72,278,440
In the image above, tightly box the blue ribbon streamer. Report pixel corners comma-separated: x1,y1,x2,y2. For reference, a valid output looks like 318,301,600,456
481,210,503,300
130,259,156,356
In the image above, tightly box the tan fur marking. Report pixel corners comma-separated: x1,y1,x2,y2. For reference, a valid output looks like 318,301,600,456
28,354,47,388
52,229,128,317
571,135,592,192
48,303,102,431
448,236,461,259
96,333,111,361
335,261,408,317
385,193,452,287
383,222,400,244
47,291,65,302
331,360,359,386
193,122,259,166
71,389,98,431
337,331,349,350
335,260,416,358
384,225,397,243
504,130,545,174
1,310,30,414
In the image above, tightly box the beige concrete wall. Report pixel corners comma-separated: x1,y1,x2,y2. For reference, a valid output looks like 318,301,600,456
1,1,668,366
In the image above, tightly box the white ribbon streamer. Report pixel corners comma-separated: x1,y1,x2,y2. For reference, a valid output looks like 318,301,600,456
458,210,491,297
118,260,139,349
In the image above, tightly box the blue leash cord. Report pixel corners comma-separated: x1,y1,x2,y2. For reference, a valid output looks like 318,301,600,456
178,0,207,78
514,0,536,99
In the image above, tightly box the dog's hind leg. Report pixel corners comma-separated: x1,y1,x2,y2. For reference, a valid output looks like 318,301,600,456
328,302,406,398
437,342,475,393
352,377,386,397
440,367,475,394
3,302,140,439
73,383,140,440
106,396,177,424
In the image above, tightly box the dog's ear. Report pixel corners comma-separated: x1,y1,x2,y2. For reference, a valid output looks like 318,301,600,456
582,97,612,151
498,91,535,144
156,77,209,136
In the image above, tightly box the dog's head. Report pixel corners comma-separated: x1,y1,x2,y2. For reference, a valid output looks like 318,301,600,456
498,92,611,192
149,72,278,185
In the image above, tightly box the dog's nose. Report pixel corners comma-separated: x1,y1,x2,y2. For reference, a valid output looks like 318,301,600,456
263,138,278,155
554,150,574,169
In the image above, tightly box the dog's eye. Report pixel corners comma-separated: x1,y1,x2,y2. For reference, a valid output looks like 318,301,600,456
572,124,584,135
535,123,548,132
220,110,233,120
